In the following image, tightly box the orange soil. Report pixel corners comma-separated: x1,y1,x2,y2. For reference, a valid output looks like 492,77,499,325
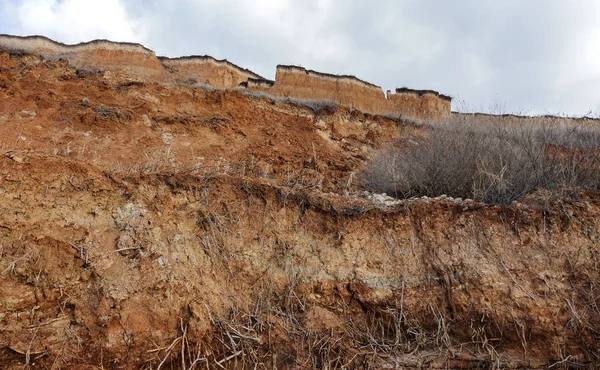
0,51,599,369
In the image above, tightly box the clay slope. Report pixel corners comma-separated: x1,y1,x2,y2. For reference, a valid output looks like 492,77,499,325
0,47,599,370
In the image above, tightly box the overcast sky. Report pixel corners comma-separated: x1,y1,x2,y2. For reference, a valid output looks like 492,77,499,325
1,0,599,116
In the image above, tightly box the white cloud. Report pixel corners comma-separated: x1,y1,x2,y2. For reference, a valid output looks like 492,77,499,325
7,0,143,44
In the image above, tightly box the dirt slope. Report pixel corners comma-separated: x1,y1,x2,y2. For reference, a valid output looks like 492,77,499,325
1,50,600,369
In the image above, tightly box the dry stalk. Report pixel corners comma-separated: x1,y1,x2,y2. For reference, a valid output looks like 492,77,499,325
500,259,536,301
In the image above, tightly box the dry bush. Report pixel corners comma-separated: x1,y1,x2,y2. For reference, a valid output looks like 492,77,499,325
239,89,337,115
361,118,600,204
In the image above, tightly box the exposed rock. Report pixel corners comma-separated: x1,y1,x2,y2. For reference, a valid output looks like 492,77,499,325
17,109,36,119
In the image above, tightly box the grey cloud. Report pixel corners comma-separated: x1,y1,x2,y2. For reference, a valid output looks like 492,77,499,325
0,1,20,34
1,0,599,115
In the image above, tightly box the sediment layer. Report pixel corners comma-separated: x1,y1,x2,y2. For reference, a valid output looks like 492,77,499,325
0,34,452,121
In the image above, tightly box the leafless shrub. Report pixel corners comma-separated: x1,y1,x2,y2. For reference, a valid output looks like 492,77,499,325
116,81,145,91
280,97,337,114
108,145,183,174
172,80,225,92
361,119,600,204
92,105,128,120
189,83,223,91
227,155,272,178
75,68,101,78
203,116,231,129
236,89,271,101
238,89,337,114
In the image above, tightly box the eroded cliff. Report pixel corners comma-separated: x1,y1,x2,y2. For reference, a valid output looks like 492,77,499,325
0,39,599,369
160,56,263,88
246,66,452,121
0,35,164,77
0,34,452,122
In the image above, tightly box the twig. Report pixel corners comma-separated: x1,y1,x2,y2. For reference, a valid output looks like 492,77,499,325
187,357,207,370
565,299,582,324
113,247,140,253
68,242,88,264
23,316,67,329
147,346,171,354
549,355,572,368
225,323,262,343
215,351,242,366
181,319,188,370
500,259,536,301
156,336,183,370
8,346,45,356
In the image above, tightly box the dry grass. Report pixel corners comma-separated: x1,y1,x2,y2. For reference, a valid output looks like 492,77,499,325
361,118,600,204
146,297,518,369
107,145,274,181
239,89,337,115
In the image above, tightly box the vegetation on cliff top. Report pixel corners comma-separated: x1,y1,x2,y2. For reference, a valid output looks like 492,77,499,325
362,117,600,204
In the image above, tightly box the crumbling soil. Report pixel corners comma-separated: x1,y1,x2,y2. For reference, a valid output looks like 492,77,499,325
1,50,600,369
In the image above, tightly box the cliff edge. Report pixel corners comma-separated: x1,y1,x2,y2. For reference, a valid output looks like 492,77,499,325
0,34,451,121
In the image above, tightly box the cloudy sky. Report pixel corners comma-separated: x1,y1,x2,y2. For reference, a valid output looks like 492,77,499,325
1,0,599,116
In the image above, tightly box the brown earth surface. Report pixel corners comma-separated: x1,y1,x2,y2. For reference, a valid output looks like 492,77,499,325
1,50,600,369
